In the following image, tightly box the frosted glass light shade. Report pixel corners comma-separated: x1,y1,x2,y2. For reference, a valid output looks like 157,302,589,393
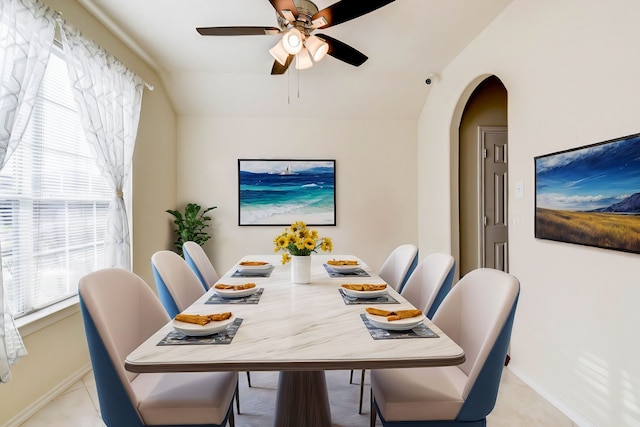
269,39,289,66
282,28,303,54
305,35,329,61
295,47,313,70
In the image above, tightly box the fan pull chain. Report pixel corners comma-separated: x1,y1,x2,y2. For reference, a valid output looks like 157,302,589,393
284,64,302,104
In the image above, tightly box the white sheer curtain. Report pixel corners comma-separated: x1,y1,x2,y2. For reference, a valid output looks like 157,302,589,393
60,24,144,271
0,0,56,383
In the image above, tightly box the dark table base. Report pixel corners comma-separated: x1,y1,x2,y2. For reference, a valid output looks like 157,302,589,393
274,371,332,427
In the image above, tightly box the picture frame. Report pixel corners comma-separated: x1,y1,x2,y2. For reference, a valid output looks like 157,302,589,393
534,132,640,254
238,159,336,226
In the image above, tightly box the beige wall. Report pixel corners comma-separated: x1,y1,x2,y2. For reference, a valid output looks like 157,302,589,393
0,307,88,426
418,0,640,425
176,116,418,274
0,1,177,425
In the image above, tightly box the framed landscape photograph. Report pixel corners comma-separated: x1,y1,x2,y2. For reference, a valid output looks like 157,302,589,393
238,159,336,226
535,132,640,254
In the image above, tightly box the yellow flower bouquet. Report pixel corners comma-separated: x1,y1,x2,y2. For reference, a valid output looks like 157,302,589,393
273,221,333,264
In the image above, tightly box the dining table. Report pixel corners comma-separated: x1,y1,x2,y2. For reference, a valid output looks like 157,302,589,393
125,254,465,427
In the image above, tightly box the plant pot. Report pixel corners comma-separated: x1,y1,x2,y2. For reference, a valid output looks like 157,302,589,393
290,255,311,284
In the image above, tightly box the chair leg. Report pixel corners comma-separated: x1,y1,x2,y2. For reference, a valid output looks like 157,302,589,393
228,403,235,427
235,380,240,415
246,371,252,387
358,369,366,414
349,369,354,384
370,388,376,427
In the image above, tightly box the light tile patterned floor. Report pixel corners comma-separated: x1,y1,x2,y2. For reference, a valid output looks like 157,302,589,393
18,368,575,427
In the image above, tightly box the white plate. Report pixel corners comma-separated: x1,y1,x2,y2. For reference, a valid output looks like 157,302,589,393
236,262,272,272
173,315,235,336
236,265,275,276
342,286,388,299
213,285,259,298
365,312,426,331
327,263,361,273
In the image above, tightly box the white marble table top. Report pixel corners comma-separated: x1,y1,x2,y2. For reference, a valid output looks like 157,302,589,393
125,254,465,373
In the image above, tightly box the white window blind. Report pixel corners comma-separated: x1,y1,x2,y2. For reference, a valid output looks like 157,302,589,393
0,44,112,319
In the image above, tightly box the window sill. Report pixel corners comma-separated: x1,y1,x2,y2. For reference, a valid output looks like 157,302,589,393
15,297,80,338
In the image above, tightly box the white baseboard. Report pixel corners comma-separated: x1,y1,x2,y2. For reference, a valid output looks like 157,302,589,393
3,363,92,427
508,366,597,427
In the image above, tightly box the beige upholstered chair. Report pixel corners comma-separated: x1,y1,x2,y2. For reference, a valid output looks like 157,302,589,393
370,268,520,427
351,244,418,403
377,244,418,291
354,252,456,414
400,252,456,318
78,268,237,427
183,241,220,291
151,250,206,318
152,249,252,390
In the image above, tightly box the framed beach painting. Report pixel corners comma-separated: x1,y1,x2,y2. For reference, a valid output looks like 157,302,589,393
238,159,336,226
535,132,640,254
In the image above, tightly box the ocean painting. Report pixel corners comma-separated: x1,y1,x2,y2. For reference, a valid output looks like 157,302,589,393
238,159,336,226
535,133,640,254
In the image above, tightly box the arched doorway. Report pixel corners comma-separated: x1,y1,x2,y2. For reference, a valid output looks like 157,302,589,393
458,76,508,277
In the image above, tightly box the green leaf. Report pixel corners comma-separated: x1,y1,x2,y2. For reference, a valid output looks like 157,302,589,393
166,203,216,256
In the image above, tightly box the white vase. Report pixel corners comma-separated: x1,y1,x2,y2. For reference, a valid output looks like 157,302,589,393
290,255,311,284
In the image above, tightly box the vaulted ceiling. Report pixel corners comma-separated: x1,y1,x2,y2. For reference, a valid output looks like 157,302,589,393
79,0,513,120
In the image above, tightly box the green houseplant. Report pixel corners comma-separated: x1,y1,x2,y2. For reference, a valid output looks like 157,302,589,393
166,203,217,256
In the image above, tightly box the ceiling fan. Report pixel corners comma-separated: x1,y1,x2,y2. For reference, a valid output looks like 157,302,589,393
196,0,395,74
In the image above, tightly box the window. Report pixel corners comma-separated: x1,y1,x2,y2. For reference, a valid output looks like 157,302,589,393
0,44,112,319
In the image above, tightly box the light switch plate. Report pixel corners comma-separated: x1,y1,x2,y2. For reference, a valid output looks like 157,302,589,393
515,181,524,198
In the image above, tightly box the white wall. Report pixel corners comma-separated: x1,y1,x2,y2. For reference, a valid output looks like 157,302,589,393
177,116,417,274
418,1,640,426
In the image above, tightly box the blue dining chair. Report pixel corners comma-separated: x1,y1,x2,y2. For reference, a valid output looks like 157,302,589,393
151,250,205,318
152,249,253,390
377,244,419,292
78,268,237,427
400,252,456,319
351,244,418,394
354,252,456,414
183,241,219,291
370,268,520,427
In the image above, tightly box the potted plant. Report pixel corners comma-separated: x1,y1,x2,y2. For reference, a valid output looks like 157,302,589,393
166,203,217,256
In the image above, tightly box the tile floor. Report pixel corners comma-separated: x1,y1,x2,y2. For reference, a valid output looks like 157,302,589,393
17,367,576,427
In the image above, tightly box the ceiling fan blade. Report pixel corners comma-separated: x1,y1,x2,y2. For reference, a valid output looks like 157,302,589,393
197,26,279,36
269,0,299,21
315,34,367,67
313,0,395,29
271,55,294,75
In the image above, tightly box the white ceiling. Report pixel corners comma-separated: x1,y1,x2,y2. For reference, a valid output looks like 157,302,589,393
78,0,513,120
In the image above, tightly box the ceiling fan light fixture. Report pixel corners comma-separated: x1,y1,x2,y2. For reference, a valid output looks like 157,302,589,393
305,35,329,62
269,39,289,66
282,28,303,54
295,47,313,70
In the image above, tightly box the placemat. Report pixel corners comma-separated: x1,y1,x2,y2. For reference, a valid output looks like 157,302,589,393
323,264,371,277
360,314,438,340
231,265,275,278
206,288,264,305
339,288,399,305
158,318,243,346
